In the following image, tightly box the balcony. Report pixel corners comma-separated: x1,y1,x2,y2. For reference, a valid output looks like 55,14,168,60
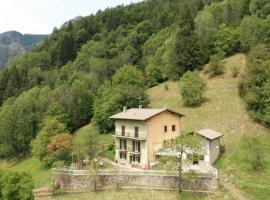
115,131,146,140
117,147,127,152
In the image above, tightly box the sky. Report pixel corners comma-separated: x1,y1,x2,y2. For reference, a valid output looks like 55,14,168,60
0,0,143,35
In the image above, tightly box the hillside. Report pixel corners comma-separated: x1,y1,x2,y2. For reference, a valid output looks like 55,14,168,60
0,31,47,68
147,54,270,200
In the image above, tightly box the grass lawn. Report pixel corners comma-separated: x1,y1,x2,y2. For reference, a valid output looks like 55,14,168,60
37,190,206,200
147,54,270,200
6,157,51,188
100,149,115,160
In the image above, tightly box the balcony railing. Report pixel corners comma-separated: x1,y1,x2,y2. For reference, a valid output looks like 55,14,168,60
115,131,146,140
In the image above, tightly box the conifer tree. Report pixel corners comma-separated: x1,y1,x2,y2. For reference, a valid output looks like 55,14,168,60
173,0,203,78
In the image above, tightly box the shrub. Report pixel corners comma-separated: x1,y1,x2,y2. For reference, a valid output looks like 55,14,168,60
206,55,225,77
231,65,240,78
180,71,207,107
0,171,34,200
241,135,265,172
164,84,169,91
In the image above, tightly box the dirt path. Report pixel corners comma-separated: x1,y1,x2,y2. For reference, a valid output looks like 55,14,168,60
220,179,250,200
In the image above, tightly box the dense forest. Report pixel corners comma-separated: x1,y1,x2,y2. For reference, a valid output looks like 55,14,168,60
0,0,270,162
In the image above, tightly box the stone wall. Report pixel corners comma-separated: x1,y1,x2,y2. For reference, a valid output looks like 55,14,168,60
53,170,218,192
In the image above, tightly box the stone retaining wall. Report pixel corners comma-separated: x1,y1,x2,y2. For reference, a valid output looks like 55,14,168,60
53,170,218,192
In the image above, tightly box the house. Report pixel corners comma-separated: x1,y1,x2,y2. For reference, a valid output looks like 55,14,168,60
197,129,223,164
109,107,183,169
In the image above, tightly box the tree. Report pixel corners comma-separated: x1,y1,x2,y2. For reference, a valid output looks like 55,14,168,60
239,45,270,126
206,55,225,77
239,16,264,51
163,133,206,193
214,24,240,57
112,64,145,87
57,33,76,66
31,118,67,166
249,0,270,18
47,133,73,162
195,10,215,61
73,129,100,161
93,65,149,133
67,80,94,130
0,88,40,160
0,171,34,200
173,0,203,77
180,71,207,107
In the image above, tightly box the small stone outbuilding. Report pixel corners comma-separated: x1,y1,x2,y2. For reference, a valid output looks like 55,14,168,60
198,129,223,164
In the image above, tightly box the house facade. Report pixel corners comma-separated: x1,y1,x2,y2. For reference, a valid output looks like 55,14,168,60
110,107,183,169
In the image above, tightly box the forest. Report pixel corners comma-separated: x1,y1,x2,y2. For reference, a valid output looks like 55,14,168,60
0,0,270,165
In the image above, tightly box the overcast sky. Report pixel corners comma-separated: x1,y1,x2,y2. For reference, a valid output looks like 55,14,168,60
0,0,143,34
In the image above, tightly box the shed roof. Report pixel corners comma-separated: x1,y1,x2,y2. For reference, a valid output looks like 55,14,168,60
198,129,223,140
109,108,183,121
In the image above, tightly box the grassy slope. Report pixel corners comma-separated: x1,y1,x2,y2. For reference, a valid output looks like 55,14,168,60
147,54,270,200
1,157,51,188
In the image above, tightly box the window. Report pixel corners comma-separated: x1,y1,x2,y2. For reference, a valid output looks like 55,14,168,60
120,139,127,150
132,141,140,152
119,152,127,160
164,125,167,133
131,155,140,163
121,126,125,136
172,125,176,132
134,127,139,138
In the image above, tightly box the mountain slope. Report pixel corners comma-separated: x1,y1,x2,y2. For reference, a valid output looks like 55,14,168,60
147,54,270,200
0,31,47,68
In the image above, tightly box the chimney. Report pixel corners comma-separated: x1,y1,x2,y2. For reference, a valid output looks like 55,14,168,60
163,105,167,109
139,105,142,109
123,106,127,112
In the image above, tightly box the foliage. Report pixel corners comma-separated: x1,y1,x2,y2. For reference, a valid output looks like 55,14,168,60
240,44,270,127
206,55,225,77
249,0,270,18
0,88,41,160
241,135,265,171
214,24,240,57
47,133,73,162
180,71,207,107
31,118,68,166
0,171,34,200
173,0,203,78
73,130,100,161
239,15,265,51
93,65,149,133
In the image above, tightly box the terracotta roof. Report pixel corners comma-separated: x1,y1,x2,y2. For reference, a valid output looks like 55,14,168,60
198,129,223,140
109,108,183,121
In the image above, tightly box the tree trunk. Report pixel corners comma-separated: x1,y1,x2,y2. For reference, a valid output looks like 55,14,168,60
178,151,183,193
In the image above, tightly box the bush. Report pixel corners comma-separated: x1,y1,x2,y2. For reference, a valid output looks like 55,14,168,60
230,65,240,78
164,84,169,91
206,55,225,77
180,71,207,107
0,171,34,200
241,135,265,172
